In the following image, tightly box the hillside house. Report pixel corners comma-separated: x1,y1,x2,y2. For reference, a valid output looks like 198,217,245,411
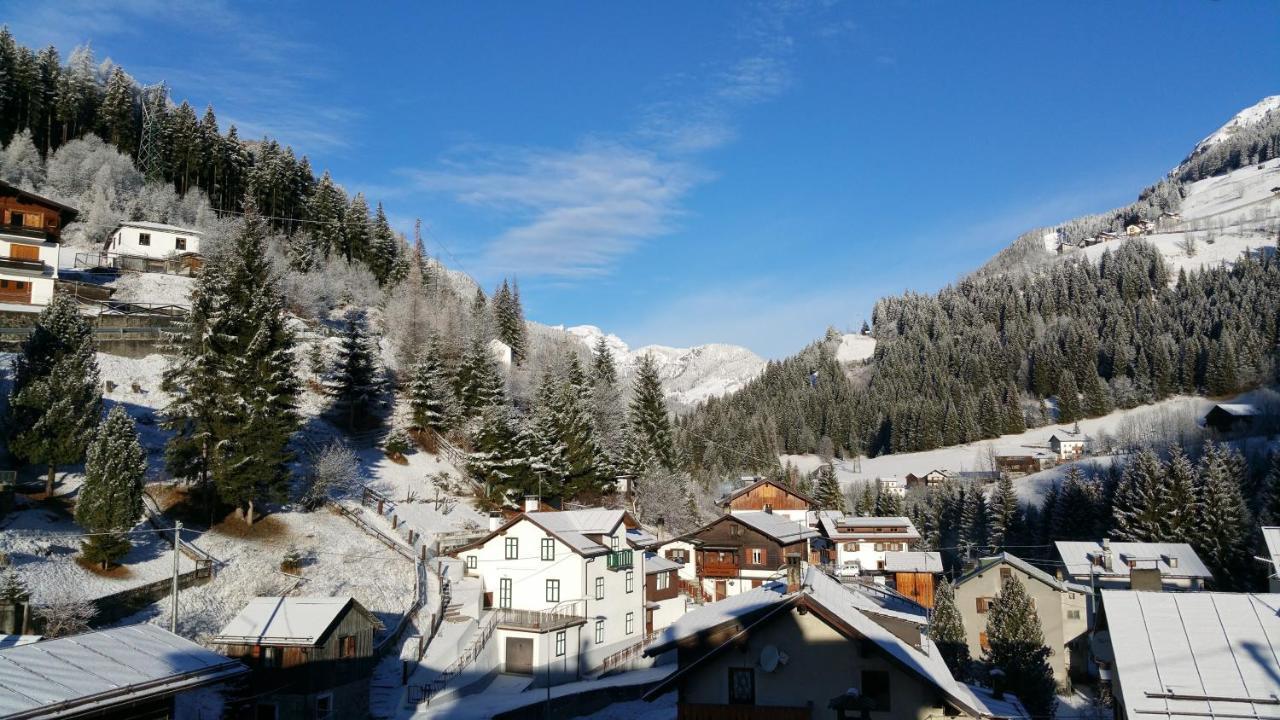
883,551,943,608
717,476,817,522
678,511,818,602
877,475,907,497
212,596,380,720
450,508,649,682
0,180,77,306
1048,434,1086,461
1100,590,1280,720
105,220,203,259
953,554,1092,690
1261,526,1280,593
644,551,685,633
1203,403,1260,434
0,623,248,720
905,469,954,489
1055,539,1211,591
642,565,1028,720
814,513,921,574
994,452,1056,479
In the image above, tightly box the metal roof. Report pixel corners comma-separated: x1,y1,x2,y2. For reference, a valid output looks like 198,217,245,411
1104,591,1280,720
1210,403,1261,417
883,551,944,574
643,551,682,575
958,553,1091,594
1055,541,1212,580
211,596,367,647
0,623,246,719
731,511,819,544
114,220,204,235
817,512,921,541
1263,527,1280,579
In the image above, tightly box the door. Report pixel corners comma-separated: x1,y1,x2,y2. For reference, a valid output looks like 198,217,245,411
506,637,534,674
715,580,727,601
9,244,38,261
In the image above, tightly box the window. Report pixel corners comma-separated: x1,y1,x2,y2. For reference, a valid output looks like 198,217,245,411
338,635,356,658
505,537,519,560
1000,567,1012,581
751,548,763,565
595,619,605,644
138,232,151,246
595,576,605,600
625,612,635,635
728,667,755,704
1168,557,1179,568
844,542,857,552
499,578,512,609
976,597,992,614
763,503,773,513
546,579,560,603
259,646,282,668
466,555,477,569
610,535,620,551
874,543,885,552
656,571,671,590
8,212,24,227
175,237,187,251
555,631,566,657
626,570,634,593
979,631,990,651
1067,609,1081,620
315,694,333,720
730,523,742,537
666,549,687,563
861,670,891,712
541,538,555,561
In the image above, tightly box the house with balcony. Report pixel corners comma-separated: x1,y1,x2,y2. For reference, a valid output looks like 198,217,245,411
1054,539,1211,591
0,180,77,305
449,507,649,684
717,476,818,523
813,513,921,574
1048,433,1087,461
677,511,818,602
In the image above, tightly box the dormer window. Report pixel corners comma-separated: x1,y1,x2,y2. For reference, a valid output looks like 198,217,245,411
1166,556,1179,568
610,536,619,551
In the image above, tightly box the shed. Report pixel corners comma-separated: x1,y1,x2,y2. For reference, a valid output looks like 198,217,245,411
1203,403,1260,434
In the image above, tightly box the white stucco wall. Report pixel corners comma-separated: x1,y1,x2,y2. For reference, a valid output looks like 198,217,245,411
108,226,201,259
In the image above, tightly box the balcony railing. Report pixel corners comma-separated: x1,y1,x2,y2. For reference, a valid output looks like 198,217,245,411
0,257,47,274
698,562,741,579
495,599,587,633
606,549,633,570
0,226,50,242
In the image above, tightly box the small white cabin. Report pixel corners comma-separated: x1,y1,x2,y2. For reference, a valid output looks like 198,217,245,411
106,221,203,259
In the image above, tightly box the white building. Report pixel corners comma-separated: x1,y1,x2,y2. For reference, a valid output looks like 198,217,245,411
0,181,77,306
1055,539,1212,591
1102,590,1280,720
105,221,203,259
1048,433,1086,461
877,476,907,497
450,507,649,683
815,513,921,573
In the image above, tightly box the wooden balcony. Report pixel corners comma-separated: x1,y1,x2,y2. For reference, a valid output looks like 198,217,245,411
0,225,50,242
698,562,741,579
0,257,47,276
606,549,633,571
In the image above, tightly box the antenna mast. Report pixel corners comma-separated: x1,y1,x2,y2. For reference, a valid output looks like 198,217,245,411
138,82,167,183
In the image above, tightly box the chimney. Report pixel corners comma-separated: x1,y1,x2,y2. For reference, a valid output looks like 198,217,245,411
524,495,540,513
488,512,503,532
786,562,804,594
656,517,667,541
1102,538,1114,572
990,668,1007,700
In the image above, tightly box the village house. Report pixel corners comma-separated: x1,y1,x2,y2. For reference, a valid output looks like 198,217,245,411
1203,403,1261,435
1054,539,1212,591
905,469,954,490
953,554,1092,690
644,551,685,633
104,220,203,260
672,511,818,602
642,565,1028,720
877,475,907,497
813,513,921,574
449,507,649,682
212,596,380,720
994,452,1056,479
1048,433,1086,461
0,180,77,306
1099,590,1280,720
717,476,817,523
1261,526,1280,592
0,623,248,720
882,550,943,608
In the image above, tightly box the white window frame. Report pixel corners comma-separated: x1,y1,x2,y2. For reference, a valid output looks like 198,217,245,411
546,578,560,603
626,612,635,635
657,571,671,590
595,619,605,644
626,570,634,593
138,232,151,246
505,537,519,560
499,577,512,609
541,538,555,561
555,630,566,657
466,555,477,569
595,576,604,600
751,548,763,565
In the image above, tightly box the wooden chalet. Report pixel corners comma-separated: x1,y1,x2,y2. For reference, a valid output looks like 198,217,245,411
1203,403,1260,434
682,512,818,601
0,180,77,243
717,477,817,521
0,180,76,306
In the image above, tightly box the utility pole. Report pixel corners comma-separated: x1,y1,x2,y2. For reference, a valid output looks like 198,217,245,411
170,521,182,634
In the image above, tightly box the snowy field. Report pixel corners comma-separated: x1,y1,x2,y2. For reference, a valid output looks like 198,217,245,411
120,506,417,644
356,445,487,541
102,271,195,306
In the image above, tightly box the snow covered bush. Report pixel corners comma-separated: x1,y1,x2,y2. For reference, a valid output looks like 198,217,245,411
383,428,411,462
302,442,364,508
278,255,384,319
0,130,45,190
34,594,96,638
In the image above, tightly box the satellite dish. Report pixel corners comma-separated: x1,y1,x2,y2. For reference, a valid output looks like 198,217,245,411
760,645,780,673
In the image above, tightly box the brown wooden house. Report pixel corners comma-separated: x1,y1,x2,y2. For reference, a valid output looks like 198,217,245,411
717,477,817,523
684,512,818,601
0,180,77,305
213,596,380,720
0,179,77,242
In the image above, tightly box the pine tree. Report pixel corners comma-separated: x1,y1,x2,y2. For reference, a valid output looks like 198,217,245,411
624,354,677,473
469,400,538,500
814,464,844,511
408,334,452,433
1056,372,1081,424
328,317,382,430
341,192,371,263
1083,373,1112,418
1162,445,1199,543
874,485,903,516
984,575,1057,717
961,486,989,558
1111,448,1167,542
930,580,971,680
367,202,402,285
1194,443,1253,590
988,473,1020,552
591,335,617,386
491,278,528,365
163,201,300,524
454,331,504,418
8,292,101,496
853,480,876,515
75,407,146,568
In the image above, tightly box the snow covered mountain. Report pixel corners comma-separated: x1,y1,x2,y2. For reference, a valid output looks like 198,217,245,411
561,325,767,407
1188,95,1280,157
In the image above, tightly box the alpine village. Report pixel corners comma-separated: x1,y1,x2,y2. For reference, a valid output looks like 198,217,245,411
1,7,1280,720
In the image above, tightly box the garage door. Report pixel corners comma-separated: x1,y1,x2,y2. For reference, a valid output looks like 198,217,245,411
506,637,534,675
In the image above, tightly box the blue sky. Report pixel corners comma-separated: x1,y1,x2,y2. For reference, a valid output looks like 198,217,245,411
6,1,1279,357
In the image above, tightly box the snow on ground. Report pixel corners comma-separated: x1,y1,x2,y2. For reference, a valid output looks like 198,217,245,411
0,496,196,605
101,271,194,306
577,692,676,720
783,393,1249,503
356,445,487,540
404,667,674,719
1189,96,1280,154
119,506,417,645
836,333,876,363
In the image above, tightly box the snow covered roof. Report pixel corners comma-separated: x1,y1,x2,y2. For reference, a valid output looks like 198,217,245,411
1263,527,1280,578
627,527,659,548
1103,591,1280,720
0,623,247,719
1209,403,1261,417
644,552,682,575
884,551,943,574
0,637,40,650
958,553,1091,594
730,511,818,544
878,475,906,487
645,567,1018,718
1056,541,1212,580
1048,433,1086,444
817,513,921,541
526,509,631,555
211,596,374,647
716,477,818,508
115,220,204,235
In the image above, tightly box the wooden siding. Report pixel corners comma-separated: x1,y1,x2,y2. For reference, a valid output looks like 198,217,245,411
689,517,806,579
647,570,679,601
893,571,936,609
726,483,811,513
0,196,63,239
